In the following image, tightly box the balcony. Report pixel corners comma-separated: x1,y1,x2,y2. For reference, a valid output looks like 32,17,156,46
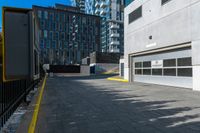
110,48,120,53
100,1,107,8
95,9,100,14
110,41,120,45
100,9,107,15
80,1,85,4
110,24,119,29
79,4,85,7
95,2,100,7
110,33,120,37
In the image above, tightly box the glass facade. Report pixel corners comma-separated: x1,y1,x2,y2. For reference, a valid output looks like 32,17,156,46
71,0,85,13
85,0,95,15
33,5,100,65
85,0,124,54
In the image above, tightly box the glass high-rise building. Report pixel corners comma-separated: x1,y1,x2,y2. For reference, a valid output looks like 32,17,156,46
85,0,95,15
71,0,85,13
85,0,125,54
33,4,101,65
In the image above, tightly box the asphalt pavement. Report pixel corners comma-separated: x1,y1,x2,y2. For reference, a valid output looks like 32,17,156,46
19,74,200,133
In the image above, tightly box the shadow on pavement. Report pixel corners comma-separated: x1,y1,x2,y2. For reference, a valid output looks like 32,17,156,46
53,74,118,80
36,75,200,133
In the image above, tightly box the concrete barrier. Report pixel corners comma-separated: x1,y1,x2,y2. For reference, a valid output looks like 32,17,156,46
80,65,90,75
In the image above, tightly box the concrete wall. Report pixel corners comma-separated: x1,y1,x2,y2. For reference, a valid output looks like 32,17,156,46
80,65,90,75
124,0,200,90
90,52,121,64
81,57,90,65
90,63,119,74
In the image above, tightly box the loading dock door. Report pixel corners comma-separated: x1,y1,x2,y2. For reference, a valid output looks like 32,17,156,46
131,48,193,89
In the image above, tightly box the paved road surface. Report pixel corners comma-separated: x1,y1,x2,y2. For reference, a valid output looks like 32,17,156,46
35,75,200,133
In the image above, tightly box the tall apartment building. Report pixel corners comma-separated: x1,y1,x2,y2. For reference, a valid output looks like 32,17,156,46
85,0,124,54
71,0,85,13
33,4,100,65
85,0,95,15
124,0,200,91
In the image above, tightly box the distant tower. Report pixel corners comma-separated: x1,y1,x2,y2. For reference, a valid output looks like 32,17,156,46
86,0,125,54
85,0,95,15
71,0,85,13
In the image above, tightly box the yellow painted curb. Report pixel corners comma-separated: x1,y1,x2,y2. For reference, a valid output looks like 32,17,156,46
107,77,128,83
28,75,47,133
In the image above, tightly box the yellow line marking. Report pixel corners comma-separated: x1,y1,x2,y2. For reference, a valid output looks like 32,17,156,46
107,77,128,83
28,75,47,133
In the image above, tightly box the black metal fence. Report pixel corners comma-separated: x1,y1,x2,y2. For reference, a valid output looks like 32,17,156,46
0,78,39,129
48,65,80,73
0,64,45,130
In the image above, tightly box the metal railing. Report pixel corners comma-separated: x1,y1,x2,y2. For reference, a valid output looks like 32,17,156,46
0,65,45,130
0,78,39,129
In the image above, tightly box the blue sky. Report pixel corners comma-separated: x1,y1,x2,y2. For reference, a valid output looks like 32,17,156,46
0,0,71,31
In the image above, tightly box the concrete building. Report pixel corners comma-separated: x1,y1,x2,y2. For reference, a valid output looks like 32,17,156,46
86,0,124,54
32,4,101,65
124,0,200,91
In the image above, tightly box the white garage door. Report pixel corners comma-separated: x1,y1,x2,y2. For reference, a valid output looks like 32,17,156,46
132,48,192,89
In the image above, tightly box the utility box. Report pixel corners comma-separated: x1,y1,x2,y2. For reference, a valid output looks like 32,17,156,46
2,7,40,81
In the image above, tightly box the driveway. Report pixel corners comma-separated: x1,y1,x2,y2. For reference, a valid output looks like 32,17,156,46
33,75,200,133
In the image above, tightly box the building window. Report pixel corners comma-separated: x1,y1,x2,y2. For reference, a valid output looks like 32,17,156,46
56,13,59,21
38,10,42,18
40,20,45,29
49,12,54,20
52,41,56,49
44,30,48,38
178,68,192,77
135,69,142,75
59,41,62,49
161,0,172,5
134,56,192,77
61,32,65,40
55,32,59,40
163,68,176,76
135,62,142,68
64,42,68,49
152,69,162,76
129,6,142,24
143,61,151,68
177,57,192,66
143,69,151,75
49,31,53,40
53,23,56,30
59,23,62,31
46,40,50,48
163,59,176,67
44,11,48,19
40,39,44,48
